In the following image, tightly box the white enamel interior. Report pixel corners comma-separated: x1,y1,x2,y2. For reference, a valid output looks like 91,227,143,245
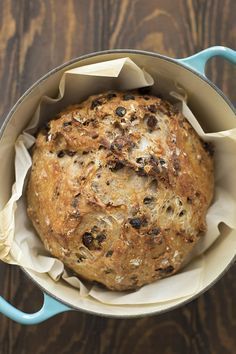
0,52,235,317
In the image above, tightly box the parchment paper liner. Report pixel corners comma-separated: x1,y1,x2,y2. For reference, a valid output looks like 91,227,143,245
0,58,236,305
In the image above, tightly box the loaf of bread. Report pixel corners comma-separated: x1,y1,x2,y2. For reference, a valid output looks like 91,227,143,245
27,89,214,291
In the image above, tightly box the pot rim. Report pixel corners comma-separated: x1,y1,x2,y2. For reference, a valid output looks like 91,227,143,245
21,254,236,319
0,48,235,140
1,48,235,318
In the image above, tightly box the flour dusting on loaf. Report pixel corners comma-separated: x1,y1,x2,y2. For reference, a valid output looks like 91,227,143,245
27,90,214,290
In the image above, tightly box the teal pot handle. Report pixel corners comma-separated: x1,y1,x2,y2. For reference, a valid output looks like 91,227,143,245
0,292,71,325
179,46,236,75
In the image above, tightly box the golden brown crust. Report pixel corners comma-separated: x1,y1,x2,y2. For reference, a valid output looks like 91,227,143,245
27,90,214,291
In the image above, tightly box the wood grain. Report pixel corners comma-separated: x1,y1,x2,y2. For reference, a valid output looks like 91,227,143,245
0,0,235,353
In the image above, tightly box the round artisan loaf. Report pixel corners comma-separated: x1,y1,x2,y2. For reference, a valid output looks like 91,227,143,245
27,89,214,291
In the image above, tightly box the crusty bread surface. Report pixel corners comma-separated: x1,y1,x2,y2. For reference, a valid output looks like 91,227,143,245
27,90,214,290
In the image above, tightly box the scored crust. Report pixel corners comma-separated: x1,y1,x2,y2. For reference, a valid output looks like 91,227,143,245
27,90,214,291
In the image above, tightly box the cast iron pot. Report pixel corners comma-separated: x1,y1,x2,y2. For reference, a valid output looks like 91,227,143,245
0,46,235,324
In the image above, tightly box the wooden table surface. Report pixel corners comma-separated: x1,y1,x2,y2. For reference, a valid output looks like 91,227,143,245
0,1,235,353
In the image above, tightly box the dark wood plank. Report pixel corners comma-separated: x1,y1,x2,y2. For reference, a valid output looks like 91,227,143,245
0,0,235,353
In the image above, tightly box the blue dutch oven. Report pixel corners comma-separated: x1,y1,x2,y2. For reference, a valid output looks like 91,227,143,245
0,46,235,324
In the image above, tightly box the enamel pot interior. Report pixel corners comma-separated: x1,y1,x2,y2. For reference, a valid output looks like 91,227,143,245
0,50,235,318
